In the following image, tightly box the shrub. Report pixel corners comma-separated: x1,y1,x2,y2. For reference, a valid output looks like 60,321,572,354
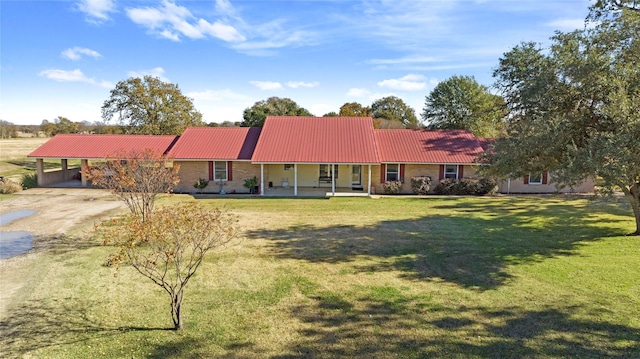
433,177,497,196
383,180,403,194
21,173,38,189
410,176,432,195
243,176,259,194
0,179,23,194
193,178,209,193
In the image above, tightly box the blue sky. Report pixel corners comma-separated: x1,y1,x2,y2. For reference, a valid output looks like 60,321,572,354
1,0,591,126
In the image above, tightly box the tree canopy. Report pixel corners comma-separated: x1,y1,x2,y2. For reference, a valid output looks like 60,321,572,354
241,97,313,127
338,102,372,117
482,1,640,234
83,149,180,221
102,76,204,135
422,75,506,138
370,96,419,129
96,203,236,329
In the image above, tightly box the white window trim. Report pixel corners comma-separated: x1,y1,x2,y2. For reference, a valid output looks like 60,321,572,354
528,173,543,185
214,161,228,181
444,164,459,180
386,163,400,182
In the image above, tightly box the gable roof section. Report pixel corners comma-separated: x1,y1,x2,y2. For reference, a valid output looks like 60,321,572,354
251,116,380,163
28,134,178,159
375,129,484,164
168,127,261,160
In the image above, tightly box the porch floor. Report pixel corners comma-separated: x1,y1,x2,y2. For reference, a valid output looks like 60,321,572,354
261,186,370,197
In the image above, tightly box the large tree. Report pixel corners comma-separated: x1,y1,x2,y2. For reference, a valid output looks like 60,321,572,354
483,1,640,234
338,102,371,117
102,76,204,135
370,96,419,129
52,116,79,135
422,75,506,138
241,97,313,127
96,203,236,330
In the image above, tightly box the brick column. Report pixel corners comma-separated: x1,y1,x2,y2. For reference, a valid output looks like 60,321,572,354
36,158,45,186
81,159,89,187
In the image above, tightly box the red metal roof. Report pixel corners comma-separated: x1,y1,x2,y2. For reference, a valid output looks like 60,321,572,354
374,129,484,164
28,134,178,159
251,116,380,163
168,127,261,160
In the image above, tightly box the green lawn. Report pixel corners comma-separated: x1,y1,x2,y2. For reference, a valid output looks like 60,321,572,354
2,195,639,358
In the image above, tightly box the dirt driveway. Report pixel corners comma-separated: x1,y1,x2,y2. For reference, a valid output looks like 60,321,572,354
0,188,125,238
0,188,125,316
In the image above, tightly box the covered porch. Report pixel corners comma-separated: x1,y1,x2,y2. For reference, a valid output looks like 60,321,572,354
257,163,375,197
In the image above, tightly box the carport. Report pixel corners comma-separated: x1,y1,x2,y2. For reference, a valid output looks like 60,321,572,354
28,134,179,187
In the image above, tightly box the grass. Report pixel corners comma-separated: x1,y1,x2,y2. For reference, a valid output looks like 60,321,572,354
1,195,639,358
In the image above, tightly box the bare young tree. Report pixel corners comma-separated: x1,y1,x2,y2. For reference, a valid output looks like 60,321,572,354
83,149,180,221
96,203,236,330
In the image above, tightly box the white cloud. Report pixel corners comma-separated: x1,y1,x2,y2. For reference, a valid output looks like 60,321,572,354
187,89,252,102
367,56,439,65
38,68,113,88
377,74,427,91
77,0,116,23
546,18,587,31
127,67,169,82
126,0,245,42
61,47,102,61
346,88,371,98
250,81,283,91
287,81,319,89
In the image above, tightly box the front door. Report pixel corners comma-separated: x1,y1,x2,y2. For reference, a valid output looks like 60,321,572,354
351,165,362,187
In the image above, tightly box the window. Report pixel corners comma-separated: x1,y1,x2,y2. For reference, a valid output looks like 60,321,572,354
319,164,338,179
528,172,543,184
386,164,399,181
444,164,458,179
214,161,227,180
284,164,294,171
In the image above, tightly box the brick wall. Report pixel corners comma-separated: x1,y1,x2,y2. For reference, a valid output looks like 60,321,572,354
174,161,262,194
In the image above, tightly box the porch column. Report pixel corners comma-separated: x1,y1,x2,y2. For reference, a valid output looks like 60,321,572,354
331,164,336,196
61,159,69,180
368,164,372,196
36,158,45,186
260,164,265,196
294,164,298,197
80,159,88,187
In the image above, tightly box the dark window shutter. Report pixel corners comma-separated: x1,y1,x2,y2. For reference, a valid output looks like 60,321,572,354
380,164,386,183
524,175,529,184
208,161,214,181
542,171,548,184
399,164,405,182
227,161,233,181
439,165,445,180
458,165,464,179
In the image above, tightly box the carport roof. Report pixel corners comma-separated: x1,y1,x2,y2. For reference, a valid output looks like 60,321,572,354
374,129,484,164
28,134,178,159
251,116,380,163
167,127,261,160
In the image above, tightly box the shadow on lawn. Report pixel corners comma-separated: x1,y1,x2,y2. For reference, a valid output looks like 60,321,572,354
0,298,171,357
273,296,639,358
245,198,626,290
